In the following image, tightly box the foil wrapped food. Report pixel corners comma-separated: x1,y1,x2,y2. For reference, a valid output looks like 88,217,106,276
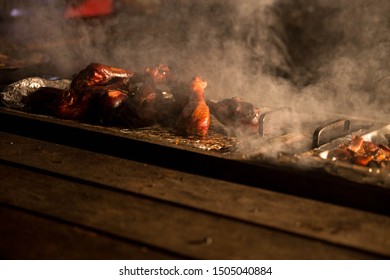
0,77,71,109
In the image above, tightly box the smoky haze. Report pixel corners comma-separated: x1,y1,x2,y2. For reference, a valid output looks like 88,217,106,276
6,0,390,124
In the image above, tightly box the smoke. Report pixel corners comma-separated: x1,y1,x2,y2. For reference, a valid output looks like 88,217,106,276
5,0,390,132
280,0,390,122
137,0,390,123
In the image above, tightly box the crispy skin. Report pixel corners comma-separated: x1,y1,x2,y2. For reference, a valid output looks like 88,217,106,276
125,86,162,127
177,76,210,138
327,147,353,161
331,136,390,167
353,155,375,166
348,136,364,153
120,65,172,128
23,87,94,120
95,88,129,124
136,64,173,123
55,89,94,119
21,63,213,138
144,64,173,85
207,97,260,135
25,63,135,120
71,63,135,91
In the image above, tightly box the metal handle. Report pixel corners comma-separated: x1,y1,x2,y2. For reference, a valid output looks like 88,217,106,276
312,118,351,149
258,107,292,137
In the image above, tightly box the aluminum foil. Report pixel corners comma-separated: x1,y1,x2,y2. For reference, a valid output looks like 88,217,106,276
0,77,71,109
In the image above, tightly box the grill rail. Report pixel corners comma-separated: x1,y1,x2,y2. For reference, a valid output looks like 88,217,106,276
1,107,389,215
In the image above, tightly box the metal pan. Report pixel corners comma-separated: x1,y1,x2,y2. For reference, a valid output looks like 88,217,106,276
316,124,390,161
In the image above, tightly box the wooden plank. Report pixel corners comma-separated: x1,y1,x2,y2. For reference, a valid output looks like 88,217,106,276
1,132,390,257
1,108,389,217
0,205,182,260
0,163,380,259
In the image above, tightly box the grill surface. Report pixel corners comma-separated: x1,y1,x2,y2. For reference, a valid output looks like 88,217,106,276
1,107,389,213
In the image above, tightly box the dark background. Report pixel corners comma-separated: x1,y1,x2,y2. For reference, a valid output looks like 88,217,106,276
1,0,389,121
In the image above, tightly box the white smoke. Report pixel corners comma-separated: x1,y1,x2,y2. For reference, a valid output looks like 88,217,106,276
5,0,390,131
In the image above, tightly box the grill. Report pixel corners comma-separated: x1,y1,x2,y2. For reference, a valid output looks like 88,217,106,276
1,105,389,216
1,1,390,260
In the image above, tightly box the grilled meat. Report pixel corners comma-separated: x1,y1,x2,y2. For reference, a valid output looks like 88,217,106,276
3,63,213,138
23,87,95,120
55,89,95,120
24,86,129,122
176,76,210,138
144,64,173,85
328,136,390,167
71,63,136,91
122,89,162,127
207,97,260,135
23,63,135,121
135,64,174,124
94,88,129,124
118,64,174,128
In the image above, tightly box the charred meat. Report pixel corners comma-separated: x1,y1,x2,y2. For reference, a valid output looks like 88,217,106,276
71,63,136,91
176,76,210,139
327,136,390,167
23,87,95,120
207,97,260,136
119,64,175,128
1,63,219,138
22,63,136,121
93,88,129,124
144,64,173,85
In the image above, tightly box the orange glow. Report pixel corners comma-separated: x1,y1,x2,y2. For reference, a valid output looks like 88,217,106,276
191,76,207,94
108,90,124,98
64,0,113,18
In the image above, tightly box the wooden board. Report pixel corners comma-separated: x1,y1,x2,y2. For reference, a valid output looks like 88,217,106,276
1,132,390,259
1,131,390,257
0,205,182,260
0,163,382,260
1,107,389,218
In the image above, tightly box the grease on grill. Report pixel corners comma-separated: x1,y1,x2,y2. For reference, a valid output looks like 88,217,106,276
117,119,239,153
